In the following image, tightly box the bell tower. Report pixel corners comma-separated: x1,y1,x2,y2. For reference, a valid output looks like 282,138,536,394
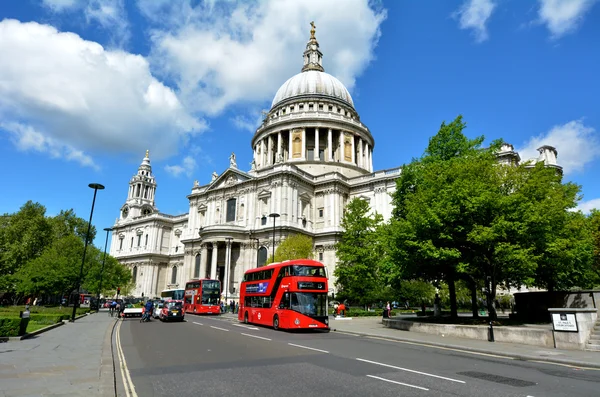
120,150,157,220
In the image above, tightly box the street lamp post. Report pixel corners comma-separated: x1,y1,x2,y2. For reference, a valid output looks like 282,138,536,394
225,237,233,305
268,213,280,264
96,227,113,312
71,183,105,322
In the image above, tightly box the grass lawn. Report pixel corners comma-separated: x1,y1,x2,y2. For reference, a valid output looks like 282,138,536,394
0,305,90,316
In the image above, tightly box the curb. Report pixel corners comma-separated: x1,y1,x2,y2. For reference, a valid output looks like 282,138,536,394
100,316,118,397
332,329,600,369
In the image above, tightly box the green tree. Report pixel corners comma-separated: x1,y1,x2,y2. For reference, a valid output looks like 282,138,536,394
266,234,313,264
0,201,54,292
334,197,384,305
590,210,600,282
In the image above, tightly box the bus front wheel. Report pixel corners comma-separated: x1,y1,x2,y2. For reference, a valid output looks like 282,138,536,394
244,312,249,324
273,315,279,330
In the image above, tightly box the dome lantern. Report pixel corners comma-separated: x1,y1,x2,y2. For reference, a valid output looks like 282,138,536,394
302,21,324,73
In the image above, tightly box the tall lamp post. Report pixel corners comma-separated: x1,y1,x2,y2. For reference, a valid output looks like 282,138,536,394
96,227,113,312
71,183,105,322
225,237,233,305
268,213,280,264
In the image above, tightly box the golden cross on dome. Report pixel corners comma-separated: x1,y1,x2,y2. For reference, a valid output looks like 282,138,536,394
146,149,149,158
310,21,316,39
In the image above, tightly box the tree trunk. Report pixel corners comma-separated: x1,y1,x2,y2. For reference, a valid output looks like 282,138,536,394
447,270,458,319
469,278,479,318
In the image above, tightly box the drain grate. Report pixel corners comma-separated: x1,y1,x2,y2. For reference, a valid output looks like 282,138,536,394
457,371,536,387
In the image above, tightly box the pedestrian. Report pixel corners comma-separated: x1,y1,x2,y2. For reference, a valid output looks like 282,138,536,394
235,301,239,314
385,301,391,318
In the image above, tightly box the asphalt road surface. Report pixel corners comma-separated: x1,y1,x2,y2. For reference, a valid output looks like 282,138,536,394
117,314,600,397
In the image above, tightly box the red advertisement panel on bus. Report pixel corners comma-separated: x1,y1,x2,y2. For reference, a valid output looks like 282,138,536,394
238,259,329,330
184,279,221,314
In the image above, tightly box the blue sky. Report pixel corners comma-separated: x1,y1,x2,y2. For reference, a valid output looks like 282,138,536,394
1,0,599,248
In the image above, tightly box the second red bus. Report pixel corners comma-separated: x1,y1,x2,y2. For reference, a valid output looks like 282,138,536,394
184,279,221,314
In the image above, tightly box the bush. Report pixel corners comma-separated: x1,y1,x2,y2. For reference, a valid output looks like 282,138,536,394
346,309,383,317
0,317,22,337
29,314,70,324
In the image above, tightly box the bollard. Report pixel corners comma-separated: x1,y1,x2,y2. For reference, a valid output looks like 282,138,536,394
488,320,495,342
19,309,31,336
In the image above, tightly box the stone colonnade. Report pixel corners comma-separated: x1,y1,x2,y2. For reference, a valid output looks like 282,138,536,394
254,128,373,171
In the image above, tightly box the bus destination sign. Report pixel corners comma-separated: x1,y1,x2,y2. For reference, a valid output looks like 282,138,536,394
297,281,325,290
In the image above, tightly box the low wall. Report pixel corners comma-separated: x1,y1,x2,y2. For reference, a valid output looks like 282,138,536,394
383,318,554,348
548,308,598,350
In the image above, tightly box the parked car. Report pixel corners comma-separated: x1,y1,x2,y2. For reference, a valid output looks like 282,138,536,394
152,302,164,319
160,300,185,322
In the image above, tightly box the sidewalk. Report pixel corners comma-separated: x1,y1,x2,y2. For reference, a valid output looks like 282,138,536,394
330,316,600,369
0,310,116,397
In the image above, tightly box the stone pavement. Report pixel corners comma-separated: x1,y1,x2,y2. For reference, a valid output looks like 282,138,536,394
330,316,600,369
0,310,116,397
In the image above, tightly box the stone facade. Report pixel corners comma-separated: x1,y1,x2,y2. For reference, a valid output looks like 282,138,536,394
109,26,560,301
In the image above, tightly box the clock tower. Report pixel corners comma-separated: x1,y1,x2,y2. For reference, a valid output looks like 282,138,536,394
120,150,157,220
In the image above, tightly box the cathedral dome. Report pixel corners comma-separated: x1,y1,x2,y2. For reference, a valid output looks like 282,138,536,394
271,70,354,109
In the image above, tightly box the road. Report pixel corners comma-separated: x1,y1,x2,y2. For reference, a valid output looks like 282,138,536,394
116,314,600,396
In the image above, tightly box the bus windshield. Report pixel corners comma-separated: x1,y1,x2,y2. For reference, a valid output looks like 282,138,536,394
202,281,220,305
289,292,327,316
289,265,326,277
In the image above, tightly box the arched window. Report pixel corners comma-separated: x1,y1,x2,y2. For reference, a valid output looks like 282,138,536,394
194,254,201,278
258,247,268,267
132,266,138,283
171,266,177,284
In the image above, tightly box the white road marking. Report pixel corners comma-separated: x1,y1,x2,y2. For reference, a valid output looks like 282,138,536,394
357,358,465,384
210,325,230,332
116,320,138,397
241,333,272,341
193,322,203,326
366,375,429,391
364,336,515,359
232,323,259,330
288,343,329,353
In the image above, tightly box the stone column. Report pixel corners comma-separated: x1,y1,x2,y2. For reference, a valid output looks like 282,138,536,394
261,139,266,167
277,131,282,160
210,242,218,280
351,134,356,165
339,131,344,162
288,130,293,161
224,240,232,295
200,243,208,279
267,135,273,166
328,129,332,161
369,146,373,172
301,128,306,160
315,127,320,161
358,138,363,168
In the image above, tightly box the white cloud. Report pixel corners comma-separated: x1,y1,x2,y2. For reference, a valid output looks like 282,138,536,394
165,155,197,177
85,0,130,47
138,0,386,115
41,0,80,12
1,122,97,169
538,0,598,38
42,0,130,47
577,198,600,213
0,19,203,166
517,120,600,175
231,110,266,133
454,0,497,43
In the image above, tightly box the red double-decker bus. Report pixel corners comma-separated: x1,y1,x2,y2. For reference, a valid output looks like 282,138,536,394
183,279,221,314
238,259,329,330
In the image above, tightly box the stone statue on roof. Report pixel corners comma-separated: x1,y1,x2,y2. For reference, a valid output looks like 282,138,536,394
211,171,218,181
229,152,237,168
310,21,316,39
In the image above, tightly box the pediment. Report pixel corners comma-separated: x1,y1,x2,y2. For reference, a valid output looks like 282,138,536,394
258,190,272,199
207,169,253,191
